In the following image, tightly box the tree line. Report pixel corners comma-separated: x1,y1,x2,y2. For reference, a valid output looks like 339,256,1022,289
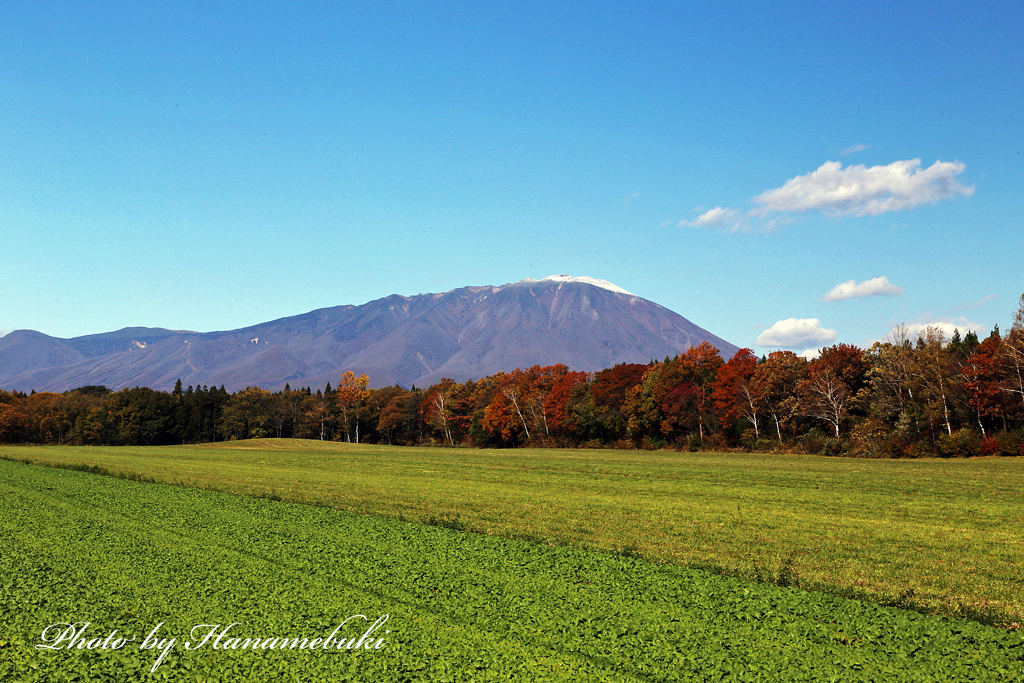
2,296,1023,458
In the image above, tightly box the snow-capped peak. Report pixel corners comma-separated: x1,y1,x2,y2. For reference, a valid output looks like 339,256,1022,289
502,275,635,296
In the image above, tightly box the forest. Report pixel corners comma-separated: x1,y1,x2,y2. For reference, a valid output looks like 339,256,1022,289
2,296,1022,459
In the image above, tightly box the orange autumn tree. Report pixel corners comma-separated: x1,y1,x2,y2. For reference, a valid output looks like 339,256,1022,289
481,365,567,445
481,371,529,443
336,370,370,442
523,364,569,443
0,392,29,444
674,342,724,440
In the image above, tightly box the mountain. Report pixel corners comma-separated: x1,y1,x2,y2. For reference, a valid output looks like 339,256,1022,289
0,276,739,393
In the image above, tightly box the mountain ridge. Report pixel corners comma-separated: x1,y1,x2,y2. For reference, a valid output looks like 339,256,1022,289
0,277,739,392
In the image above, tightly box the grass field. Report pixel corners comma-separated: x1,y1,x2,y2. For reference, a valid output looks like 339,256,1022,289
2,458,1022,681
2,439,1023,626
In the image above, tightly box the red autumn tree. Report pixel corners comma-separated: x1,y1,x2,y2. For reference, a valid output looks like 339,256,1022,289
961,331,1008,437
630,343,724,444
817,343,869,395
592,363,648,412
712,348,760,437
544,370,589,436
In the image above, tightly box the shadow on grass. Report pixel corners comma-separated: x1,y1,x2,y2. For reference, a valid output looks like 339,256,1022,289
688,556,1018,630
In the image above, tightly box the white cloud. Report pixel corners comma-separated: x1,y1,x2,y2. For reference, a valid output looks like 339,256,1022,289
900,319,984,341
840,144,869,156
822,276,903,302
798,348,822,360
624,192,640,205
679,206,743,230
753,159,973,217
757,318,837,348
871,319,986,347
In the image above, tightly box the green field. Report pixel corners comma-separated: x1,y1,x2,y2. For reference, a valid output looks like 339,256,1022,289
1,458,1022,681
2,440,1023,626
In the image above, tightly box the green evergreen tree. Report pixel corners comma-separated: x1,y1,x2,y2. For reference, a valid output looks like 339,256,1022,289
949,328,963,357
963,330,980,357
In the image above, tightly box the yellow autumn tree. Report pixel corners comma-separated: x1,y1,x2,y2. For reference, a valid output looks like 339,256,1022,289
336,370,370,442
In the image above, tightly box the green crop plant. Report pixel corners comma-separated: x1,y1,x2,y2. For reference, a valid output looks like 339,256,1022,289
3,439,1023,625
1,458,1022,681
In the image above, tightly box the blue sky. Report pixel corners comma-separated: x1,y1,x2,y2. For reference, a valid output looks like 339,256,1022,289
2,1,1021,358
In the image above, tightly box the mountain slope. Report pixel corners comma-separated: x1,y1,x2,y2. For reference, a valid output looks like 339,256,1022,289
0,276,739,392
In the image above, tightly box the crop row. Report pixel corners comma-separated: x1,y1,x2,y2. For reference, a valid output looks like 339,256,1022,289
1,459,1021,681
